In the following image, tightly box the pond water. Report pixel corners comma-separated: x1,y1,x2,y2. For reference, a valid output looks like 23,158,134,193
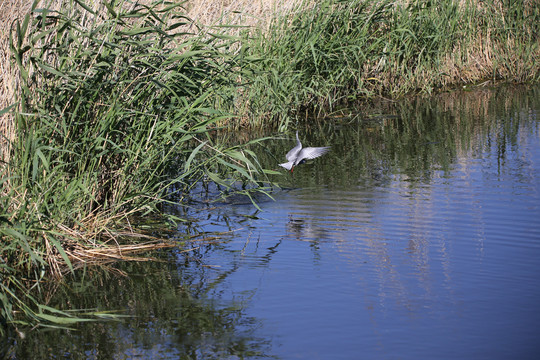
3,85,540,359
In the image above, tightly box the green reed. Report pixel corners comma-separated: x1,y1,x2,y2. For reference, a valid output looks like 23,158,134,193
1,0,272,332
237,0,539,129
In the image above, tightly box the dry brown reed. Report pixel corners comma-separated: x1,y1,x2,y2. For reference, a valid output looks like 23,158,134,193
52,237,178,275
185,0,303,31
437,0,538,89
0,0,30,158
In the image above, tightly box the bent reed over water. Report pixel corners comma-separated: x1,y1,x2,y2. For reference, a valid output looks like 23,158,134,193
0,0,538,333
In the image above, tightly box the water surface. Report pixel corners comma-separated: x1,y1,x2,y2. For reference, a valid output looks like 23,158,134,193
3,85,540,359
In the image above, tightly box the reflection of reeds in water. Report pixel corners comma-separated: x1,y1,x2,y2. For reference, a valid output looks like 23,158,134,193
287,86,539,314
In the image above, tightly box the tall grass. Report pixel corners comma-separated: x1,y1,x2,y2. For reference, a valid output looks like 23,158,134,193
236,0,539,129
1,0,272,333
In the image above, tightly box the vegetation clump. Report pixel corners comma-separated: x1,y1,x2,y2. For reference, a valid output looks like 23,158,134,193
237,0,539,129
0,0,270,332
0,0,538,333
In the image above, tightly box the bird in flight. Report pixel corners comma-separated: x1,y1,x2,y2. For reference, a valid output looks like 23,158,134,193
279,131,330,172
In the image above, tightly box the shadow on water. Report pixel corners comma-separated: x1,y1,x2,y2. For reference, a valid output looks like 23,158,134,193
3,85,540,359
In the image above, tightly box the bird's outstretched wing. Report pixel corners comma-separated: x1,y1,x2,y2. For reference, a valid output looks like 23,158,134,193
285,132,302,162
297,146,330,162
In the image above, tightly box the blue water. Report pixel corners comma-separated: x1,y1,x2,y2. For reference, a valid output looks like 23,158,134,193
4,86,540,360
187,179,540,359
173,87,540,359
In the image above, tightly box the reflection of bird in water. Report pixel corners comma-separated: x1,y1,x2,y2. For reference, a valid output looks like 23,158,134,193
287,215,305,240
287,214,329,241
279,132,330,173
288,214,305,227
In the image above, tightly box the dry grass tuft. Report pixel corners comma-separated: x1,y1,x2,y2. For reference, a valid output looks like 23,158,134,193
185,0,303,30
52,237,177,275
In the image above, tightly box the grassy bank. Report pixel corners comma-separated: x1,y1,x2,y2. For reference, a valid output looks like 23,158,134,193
1,0,538,333
0,0,271,333
236,0,539,129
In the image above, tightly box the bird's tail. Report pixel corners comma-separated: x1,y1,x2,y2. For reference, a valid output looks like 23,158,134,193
279,161,294,171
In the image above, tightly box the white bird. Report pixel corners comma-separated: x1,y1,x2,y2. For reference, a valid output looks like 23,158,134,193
279,132,330,172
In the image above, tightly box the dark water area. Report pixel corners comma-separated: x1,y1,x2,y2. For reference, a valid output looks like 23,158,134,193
3,85,540,359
